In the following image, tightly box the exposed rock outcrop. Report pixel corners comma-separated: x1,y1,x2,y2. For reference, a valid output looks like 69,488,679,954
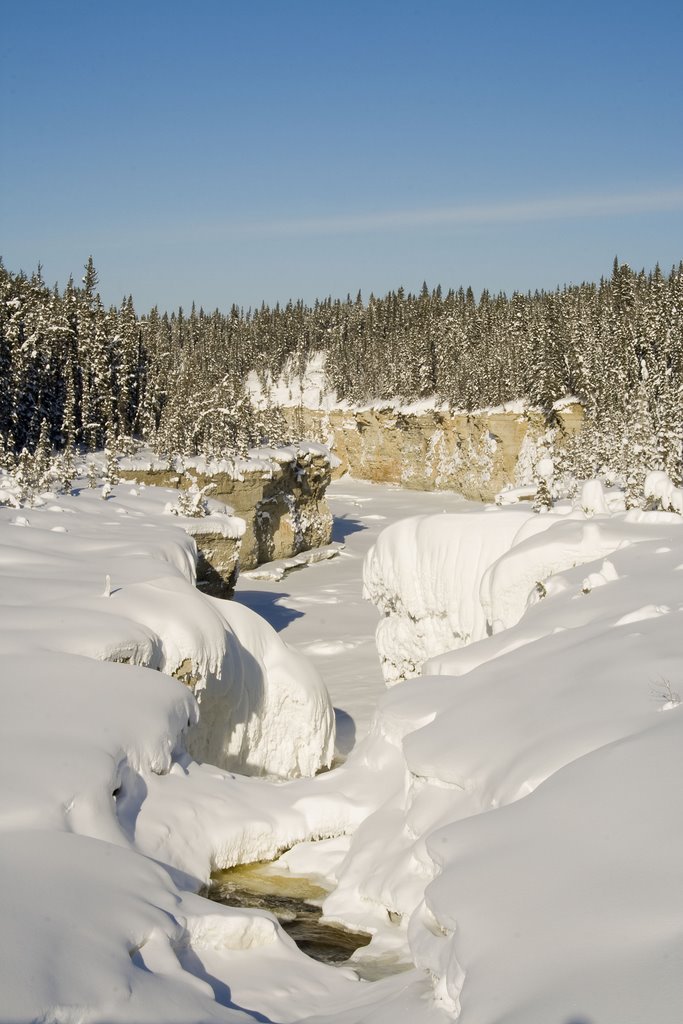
281,403,584,501
119,444,335,589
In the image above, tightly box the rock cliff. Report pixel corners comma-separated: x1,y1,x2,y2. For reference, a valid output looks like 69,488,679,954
281,403,584,501
119,444,335,593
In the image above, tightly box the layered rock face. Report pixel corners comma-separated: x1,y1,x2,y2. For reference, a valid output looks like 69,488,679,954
119,445,335,591
184,524,242,598
282,404,584,501
220,450,334,568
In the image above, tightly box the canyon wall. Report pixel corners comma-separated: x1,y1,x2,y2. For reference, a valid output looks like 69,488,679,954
118,405,582,594
282,403,584,501
119,445,335,594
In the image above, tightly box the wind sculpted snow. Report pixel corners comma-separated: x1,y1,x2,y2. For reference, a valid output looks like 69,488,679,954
0,471,681,1023
344,484,683,1022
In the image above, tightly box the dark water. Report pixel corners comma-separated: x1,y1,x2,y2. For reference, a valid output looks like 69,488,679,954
207,861,372,967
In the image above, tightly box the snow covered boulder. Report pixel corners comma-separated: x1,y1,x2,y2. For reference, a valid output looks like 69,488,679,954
363,507,533,684
363,498,680,684
185,597,335,778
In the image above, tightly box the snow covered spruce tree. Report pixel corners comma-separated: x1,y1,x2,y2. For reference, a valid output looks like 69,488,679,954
0,256,681,487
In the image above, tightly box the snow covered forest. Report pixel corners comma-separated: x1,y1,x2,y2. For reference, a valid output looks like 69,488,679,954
1,256,681,488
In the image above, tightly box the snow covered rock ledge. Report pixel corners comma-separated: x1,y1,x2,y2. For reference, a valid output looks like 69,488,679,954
119,441,337,570
362,500,679,685
280,400,584,502
334,502,683,1023
185,596,335,777
0,482,335,779
363,506,533,684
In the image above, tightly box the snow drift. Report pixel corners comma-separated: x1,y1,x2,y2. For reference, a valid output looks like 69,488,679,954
0,480,334,778
363,506,534,683
332,498,683,1022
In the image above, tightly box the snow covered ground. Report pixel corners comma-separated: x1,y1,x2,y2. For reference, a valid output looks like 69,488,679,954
0,469,681,1023
329,484,683,1023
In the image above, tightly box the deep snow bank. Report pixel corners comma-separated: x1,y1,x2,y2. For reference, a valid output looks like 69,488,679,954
0,474,373,1023
362,490,669,684
363,506,534,683
3,466,682,1024
333,501,683,1022
0,479,334,778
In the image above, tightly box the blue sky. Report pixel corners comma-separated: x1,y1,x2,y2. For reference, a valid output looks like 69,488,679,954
2,0,682,312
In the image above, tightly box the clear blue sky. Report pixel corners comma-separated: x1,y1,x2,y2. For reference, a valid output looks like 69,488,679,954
2,0,682,312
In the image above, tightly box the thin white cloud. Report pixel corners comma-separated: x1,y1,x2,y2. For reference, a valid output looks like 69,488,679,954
230,187,683,238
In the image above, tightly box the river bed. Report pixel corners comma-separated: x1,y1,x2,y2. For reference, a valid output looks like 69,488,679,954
235,478,471,752
207,861,372,967
222,480,472,981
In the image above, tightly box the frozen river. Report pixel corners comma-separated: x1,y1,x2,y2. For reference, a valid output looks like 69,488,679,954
235,477,471,754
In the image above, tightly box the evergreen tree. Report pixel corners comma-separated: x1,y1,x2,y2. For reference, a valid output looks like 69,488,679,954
0,255,680,488
33,417,53,491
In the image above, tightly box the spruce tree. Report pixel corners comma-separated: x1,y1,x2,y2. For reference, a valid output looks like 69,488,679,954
33,417,53,491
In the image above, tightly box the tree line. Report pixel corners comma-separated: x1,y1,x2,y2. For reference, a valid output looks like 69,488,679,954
0,255,681,491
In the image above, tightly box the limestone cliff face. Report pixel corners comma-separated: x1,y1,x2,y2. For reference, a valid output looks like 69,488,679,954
282,404,584,501
206,452,334,569
119,446,334,589
190,529,242,598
